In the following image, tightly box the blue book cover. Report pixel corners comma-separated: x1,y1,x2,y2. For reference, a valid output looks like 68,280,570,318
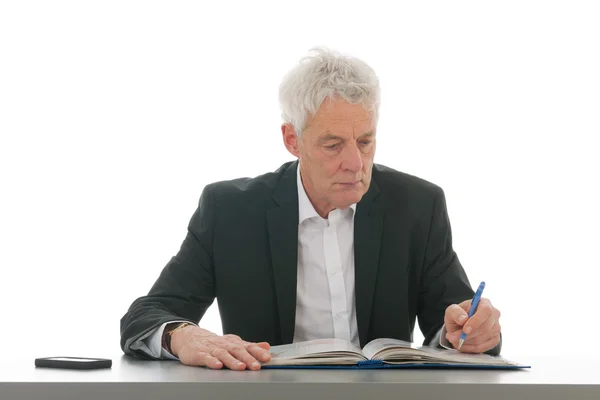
262,360,530,370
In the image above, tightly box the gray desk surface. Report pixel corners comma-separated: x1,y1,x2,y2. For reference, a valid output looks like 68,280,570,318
1,353,598,400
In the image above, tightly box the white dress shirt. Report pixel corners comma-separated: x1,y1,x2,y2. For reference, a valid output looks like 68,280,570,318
132,164,447,359
292,165,360,346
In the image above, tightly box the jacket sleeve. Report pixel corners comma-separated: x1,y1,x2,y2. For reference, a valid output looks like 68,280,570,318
417,187,502,356
119,184,218,359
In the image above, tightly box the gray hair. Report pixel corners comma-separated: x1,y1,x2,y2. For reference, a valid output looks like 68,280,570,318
278,47,381,136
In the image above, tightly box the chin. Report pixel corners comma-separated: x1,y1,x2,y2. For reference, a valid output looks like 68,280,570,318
333,192,365,209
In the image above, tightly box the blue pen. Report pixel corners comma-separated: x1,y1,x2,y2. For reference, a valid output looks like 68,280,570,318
458,281,485,350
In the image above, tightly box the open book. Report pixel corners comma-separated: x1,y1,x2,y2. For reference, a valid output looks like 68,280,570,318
261,338,529,369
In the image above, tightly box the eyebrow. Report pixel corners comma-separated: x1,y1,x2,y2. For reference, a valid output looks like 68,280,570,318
319,131,375,142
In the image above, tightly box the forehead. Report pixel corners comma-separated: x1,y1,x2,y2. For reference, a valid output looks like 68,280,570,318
307,98,375,136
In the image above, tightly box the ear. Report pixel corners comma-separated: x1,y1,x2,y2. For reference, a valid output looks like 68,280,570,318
281,123,301,158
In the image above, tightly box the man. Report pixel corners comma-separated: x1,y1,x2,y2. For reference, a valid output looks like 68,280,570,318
120,47,502,371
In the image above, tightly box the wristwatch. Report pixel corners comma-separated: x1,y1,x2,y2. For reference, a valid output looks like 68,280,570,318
162,322,192,354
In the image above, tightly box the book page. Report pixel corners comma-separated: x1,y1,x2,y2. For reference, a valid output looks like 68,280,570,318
384,348,523,366
362,338,523,366
269,338,364,358
263,338,366,366
362,338,419,360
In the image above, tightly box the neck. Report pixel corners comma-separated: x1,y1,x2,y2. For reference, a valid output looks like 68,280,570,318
299,171,334,219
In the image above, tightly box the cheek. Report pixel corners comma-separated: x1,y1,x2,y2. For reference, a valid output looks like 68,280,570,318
361,158,374,184
321,160,340,178
362,154,374,171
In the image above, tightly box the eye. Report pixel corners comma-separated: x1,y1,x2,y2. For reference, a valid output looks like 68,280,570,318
325,143,340,150
359,140,372,146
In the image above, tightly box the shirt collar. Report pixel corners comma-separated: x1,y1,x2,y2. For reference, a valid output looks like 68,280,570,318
296,163,356,224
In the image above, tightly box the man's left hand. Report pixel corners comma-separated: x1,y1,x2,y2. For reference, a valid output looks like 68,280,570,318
444,298,501,353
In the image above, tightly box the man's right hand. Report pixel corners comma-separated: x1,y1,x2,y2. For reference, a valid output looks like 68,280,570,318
169,325,271,370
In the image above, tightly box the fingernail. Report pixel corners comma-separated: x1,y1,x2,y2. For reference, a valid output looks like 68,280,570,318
464,326,472,334
261,353,270,361
236,362,245,367
458,315,467,323
252,362,260,369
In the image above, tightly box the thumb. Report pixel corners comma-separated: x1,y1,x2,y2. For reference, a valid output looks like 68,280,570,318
445,304,468,327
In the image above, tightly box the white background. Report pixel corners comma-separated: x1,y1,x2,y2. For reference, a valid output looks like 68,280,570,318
1,1,598,364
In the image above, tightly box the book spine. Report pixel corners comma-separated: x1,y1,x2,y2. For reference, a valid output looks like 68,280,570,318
357,359,384,367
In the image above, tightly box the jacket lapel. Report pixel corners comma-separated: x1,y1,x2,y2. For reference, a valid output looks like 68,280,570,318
266,162,299,344
354,179,383,347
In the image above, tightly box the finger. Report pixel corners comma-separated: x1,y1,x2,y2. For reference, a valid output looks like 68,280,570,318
458,299,472,312
179,350,224,369
445,304,468,327
447,320,501,346
246,343,272,363
223,343,263,370
243,340,271,351
462,314,496,341
203,354,225,369
199,352,224,369
462,298,494,335
464,330,496,347
457,334,501,354
210,347,248,370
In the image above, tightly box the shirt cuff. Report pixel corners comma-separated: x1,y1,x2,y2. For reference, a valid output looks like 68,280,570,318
131,321,196,360
437,324,454,350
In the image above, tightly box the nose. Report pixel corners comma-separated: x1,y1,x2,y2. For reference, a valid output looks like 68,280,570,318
340,142,363,173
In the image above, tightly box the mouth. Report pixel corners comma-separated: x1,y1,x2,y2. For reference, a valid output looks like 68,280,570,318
337,181,360,187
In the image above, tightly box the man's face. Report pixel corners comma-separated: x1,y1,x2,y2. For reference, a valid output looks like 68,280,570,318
282,97,376,216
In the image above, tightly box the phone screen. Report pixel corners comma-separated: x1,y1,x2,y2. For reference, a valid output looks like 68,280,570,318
50,358,99,362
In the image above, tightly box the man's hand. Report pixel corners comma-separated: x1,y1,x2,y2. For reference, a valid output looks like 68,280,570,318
170,325,271,370
444,298,501,353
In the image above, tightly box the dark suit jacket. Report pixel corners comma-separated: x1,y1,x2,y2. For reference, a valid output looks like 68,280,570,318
120,161,498,358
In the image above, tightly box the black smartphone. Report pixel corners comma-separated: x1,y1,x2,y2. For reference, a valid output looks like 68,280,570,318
35,357,112,370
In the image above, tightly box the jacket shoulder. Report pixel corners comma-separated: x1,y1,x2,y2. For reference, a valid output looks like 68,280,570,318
373,163,444,199
202,161,294,204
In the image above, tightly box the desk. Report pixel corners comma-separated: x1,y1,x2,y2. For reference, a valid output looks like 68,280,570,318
1,354,598,399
